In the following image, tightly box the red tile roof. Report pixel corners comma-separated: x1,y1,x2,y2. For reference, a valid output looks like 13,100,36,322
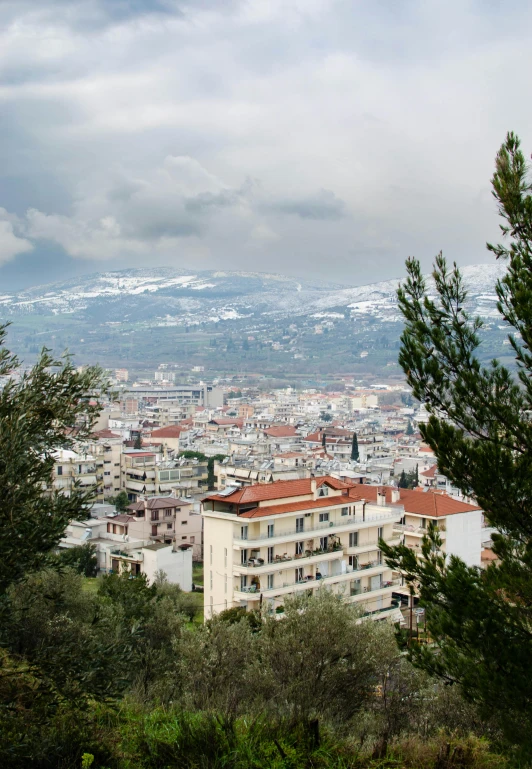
421,466,437,478
263,425,298,438
360,486,480,517
150,426,185,438
239,489,362,518
105,514,134,523
205,475,353,505
92,429,121,439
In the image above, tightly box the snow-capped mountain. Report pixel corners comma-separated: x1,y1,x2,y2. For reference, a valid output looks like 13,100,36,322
0,263,506,325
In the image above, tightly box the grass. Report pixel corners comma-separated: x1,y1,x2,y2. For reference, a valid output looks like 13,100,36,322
192,562,204,586
81,577,100,595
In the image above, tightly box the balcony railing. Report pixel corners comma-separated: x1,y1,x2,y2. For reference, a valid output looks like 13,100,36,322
240,544,343,568
242,573,398,598
234,512,400,544
238,560,389,594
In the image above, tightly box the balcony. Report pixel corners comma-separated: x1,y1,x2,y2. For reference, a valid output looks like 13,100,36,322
234,512,401,547
237,574,397,602
110,549,143,562
234,545,343,575
150,531,175,540
234,561,390,599
346,536,401,554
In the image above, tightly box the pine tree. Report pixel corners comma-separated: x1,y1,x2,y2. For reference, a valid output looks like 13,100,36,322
406,420,414,435
381,133,532,749
134,433,142,449
398,470,408,489
350,432,359,462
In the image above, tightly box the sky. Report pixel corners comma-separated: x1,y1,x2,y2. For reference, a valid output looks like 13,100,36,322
0,0,531,290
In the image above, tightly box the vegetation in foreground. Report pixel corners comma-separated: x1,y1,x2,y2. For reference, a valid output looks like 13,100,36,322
4,133,532,766
383,131,532,752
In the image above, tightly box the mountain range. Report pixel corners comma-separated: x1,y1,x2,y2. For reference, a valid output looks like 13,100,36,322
0,263,507,325
0,263,510,376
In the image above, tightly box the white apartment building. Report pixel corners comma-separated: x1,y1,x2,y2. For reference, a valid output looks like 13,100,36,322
202,476,403,621
53,449,104,503
361,486,483,568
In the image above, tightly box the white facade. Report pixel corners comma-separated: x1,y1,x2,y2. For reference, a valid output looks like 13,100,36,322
445,509,483,567
202,478,403,621
142,544,193,590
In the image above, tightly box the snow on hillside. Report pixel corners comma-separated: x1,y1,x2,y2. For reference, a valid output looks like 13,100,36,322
0,263,506,324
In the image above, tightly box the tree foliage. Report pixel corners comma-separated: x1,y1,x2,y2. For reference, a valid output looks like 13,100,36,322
56,543,98,577
351,432,360,462
382,132,532,750
0,326,110,595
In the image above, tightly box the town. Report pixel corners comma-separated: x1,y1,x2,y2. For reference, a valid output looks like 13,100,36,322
53,369,489,626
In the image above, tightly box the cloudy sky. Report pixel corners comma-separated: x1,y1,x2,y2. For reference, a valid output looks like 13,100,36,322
0,0,531,290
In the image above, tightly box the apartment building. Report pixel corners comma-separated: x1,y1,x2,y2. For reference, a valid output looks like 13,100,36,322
361,486,483,567
202,476,403,620
120,452,208,501
53,448,104,503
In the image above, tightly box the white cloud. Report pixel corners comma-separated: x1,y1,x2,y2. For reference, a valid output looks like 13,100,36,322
0,210,33,264
1,0,532,282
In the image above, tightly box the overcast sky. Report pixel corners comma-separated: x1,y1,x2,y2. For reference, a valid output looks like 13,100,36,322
0,0,531,290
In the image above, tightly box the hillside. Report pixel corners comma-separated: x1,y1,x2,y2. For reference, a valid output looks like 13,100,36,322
0,263,509,378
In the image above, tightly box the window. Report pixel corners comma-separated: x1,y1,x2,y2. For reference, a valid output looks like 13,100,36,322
190,536,195,544
224,600,228,610
181,535,187,540
267,524,275,538
151,511,159,522
377,526,383,540
240,525,248,540
240,575,247,590
165,509,173,517
57,466,63,476
210,571,213,590
267,546,274,564
167,523,172,530
377,550,382,565
104,471,110,476
318,486,328,497
296,567,304,582
267,574,274,589
210,545,213,565
241,549,248,565
224,575,227,594
151,525,158,536
295,541,304,555
341,506,349,516
349,555,359,570
320,536,328,551
107,523,111,533
350,579,361,596
181,520,187,525
224,547,227,568
296,516,304,533
319,512,329,523
349,531,359,548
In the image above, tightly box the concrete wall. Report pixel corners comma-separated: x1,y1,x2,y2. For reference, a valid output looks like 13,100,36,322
445,510,483,567
142,546,193,590
203,514,235,619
